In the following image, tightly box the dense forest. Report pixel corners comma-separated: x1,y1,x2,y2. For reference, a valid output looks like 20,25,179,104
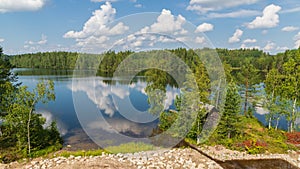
1,47,300,161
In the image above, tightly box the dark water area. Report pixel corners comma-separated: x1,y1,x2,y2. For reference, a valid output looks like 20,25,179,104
220,159,298,169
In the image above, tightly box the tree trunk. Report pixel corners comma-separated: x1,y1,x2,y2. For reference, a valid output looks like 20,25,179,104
290,98,297,133
268,116,272,129
275,117,280,130
244,78,249,117
27,102,35,157
287,121,291,132
215,80,222,109
269,90,275,130
27,110,32,157
197,119,200,144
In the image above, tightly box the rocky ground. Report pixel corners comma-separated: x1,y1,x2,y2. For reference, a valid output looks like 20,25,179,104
1,146,300,169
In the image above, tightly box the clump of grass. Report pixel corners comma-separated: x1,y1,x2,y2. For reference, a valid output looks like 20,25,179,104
31,144,63,158
105,142,156,154
58,149,107,158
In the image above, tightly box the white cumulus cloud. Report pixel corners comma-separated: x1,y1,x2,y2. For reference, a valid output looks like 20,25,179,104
64,2,128,39
207,10,260,18
228,29,243,43
140,9,186,35
0,38,4,43
282,26,299,32
38,34,47,45
187,0,259,13
247,4,281,29
294,32,300,48
117,9,188,49
195,36,205,44
25,34,47,45
240,43,260,50
0,0,46,13
263,41,276,51
243,39,257,43
63,2,129,50
276,46,289,52
195,23,214,33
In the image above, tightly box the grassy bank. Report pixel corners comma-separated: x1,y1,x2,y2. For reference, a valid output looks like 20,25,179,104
206,116,297,154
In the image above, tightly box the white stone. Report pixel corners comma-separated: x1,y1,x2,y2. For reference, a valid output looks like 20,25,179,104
74,156,81,160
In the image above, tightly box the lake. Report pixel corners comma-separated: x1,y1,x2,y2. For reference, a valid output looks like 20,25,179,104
14,68,180,150
13,68,294,150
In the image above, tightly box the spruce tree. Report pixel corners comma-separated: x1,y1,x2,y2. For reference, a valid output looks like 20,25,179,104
217,82,241,139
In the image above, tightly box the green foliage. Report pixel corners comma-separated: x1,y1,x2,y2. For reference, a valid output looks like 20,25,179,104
168,71,205,140
145,69,169,116
0,79,62,162
10,52,79,69
58,149,107,158
216,82,241,139
3,80,57,155
208,116,296,154
237,60,260,117
159,111,178,132
0,47,18,115
263,49,300,132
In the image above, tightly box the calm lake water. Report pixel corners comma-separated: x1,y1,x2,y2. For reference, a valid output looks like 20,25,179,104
14,68,180,149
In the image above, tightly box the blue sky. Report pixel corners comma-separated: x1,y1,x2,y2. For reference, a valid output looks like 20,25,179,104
0,0,300,55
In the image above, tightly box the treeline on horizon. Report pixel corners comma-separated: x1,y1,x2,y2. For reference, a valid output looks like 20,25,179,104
8,48,290,76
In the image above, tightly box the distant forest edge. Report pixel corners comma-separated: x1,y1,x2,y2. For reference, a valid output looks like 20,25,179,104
8,48,289,76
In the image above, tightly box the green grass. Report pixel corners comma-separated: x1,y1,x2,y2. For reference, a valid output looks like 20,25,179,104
56,142,157,157
105,142,157,154
58,149,107,158
31,144,63,158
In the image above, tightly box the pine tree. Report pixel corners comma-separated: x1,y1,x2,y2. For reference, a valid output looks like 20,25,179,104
217,82,241,139
0,46,18,116
237,60,259,117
